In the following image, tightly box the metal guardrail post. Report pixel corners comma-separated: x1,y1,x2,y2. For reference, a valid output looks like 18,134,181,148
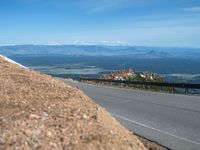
160,86,163,91
172,87,174,93
185,88,188,95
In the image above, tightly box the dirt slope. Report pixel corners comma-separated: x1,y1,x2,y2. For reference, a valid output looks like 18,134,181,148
0,56,146,150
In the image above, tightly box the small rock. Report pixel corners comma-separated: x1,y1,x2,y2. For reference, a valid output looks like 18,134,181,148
83,114,89,119
31,108,36,111
49,142,57,148
42,112,48,117
0,137,5,145
29,114,40,119
41,112,48,121
24,129,32,137
32,129,42,137
46,131,52,137
0,117,6,123
28,140,39,149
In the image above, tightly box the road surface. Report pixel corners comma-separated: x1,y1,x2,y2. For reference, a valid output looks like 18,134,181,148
66,80,200,150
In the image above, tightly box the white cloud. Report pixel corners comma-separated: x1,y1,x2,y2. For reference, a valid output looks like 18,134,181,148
184,6,200,12
45,40,129,46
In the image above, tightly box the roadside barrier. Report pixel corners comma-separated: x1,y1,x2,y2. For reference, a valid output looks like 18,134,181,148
80,78,200,95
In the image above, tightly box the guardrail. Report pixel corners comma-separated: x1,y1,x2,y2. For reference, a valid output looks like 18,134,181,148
80,78,200,95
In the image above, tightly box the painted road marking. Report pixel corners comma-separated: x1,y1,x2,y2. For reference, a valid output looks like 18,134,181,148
113,113,200,146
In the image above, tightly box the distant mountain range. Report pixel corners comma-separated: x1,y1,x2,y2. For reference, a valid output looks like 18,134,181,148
0,45,200,58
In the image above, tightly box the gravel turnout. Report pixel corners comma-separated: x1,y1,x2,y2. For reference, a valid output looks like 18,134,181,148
0,56,146,150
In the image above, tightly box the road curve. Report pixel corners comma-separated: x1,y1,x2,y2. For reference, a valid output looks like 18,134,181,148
66,80,200,150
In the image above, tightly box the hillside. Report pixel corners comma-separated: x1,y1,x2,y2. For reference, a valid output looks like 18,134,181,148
0,56,146,150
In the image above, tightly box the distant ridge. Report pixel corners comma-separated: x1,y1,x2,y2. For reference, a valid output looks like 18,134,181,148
0,45,200,58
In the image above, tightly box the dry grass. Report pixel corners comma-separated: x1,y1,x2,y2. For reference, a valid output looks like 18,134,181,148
0,56,146,150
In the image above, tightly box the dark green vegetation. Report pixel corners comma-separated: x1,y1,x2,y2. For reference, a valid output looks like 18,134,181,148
128,75,173,93
128,74,162,82
128,83,173,93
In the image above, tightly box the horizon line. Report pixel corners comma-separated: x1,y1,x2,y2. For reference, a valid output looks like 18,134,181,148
0,43,200,49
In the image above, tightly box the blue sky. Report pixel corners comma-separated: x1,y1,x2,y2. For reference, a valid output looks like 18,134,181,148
0,0,200,47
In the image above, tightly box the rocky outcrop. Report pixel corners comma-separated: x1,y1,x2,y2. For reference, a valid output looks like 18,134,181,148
100,69,162,82
101,69,135,80
0,56,146,150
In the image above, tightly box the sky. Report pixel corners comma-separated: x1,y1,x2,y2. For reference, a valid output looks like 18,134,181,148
0,0,200,47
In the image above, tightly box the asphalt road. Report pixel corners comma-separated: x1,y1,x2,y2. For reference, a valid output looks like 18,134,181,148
66,80,200,150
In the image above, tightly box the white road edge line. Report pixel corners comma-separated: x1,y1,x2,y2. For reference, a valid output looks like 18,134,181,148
112,113,200,146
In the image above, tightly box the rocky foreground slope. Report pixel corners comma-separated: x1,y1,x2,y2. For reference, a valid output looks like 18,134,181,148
0,56,146,150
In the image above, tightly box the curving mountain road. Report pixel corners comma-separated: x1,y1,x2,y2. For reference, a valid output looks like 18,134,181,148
66,80,200,150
